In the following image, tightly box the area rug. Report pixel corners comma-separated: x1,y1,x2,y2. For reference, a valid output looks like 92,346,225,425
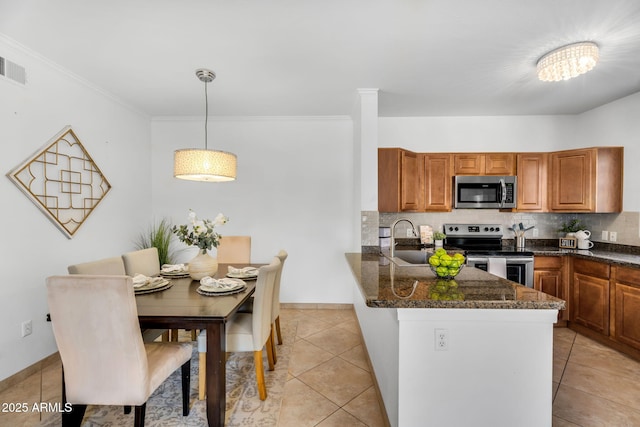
39,322,295,426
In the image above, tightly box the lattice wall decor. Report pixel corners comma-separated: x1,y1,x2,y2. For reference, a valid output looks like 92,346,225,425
6,126,111,238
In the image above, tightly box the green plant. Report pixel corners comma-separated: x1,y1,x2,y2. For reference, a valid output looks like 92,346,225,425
434,231,447,240
136,218,175,266
558,219,584,233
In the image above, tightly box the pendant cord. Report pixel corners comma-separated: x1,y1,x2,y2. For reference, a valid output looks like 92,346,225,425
204,81,209,150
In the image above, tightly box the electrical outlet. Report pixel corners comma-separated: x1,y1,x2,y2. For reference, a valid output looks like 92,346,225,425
610,231,617,242
406,229,414,237
532,228,539,237
602,231,609,241
435,328,448,351
21,320,32,337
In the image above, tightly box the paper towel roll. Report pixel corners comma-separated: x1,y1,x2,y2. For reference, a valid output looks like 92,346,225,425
487,258,507,279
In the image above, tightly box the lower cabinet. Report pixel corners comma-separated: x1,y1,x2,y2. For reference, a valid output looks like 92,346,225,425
533,256,567,322
613,266,640,350
571,258,610,335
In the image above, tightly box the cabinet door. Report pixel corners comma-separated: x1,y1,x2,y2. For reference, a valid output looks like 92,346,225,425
613,266,640,350
423,154,452,211
614,283,640,350
453,154,483,175
549,149,594,211
485,153,515,175
572,272,610,335
516,153,547,212
534,256,567,321
400,150,421,211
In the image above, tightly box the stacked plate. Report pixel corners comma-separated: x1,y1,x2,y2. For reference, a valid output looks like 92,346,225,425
160,264,190,279
133,277,172,295
197,277,247,296
226,266,259,280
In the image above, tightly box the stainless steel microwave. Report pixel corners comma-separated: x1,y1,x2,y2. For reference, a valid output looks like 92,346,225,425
454,176,517,209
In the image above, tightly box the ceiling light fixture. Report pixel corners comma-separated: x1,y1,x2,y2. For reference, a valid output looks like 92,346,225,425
174,69,237,182
536,42,599,82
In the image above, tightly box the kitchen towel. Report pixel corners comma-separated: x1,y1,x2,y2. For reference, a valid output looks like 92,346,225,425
487,257,507,279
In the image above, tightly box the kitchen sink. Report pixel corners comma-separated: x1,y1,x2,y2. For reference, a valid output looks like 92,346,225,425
386,249,431,266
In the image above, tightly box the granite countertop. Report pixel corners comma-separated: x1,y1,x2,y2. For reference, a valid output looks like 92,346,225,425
527,245,640,268
346,253,566,310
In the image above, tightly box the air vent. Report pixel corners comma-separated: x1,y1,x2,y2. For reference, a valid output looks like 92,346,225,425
0,56,26,85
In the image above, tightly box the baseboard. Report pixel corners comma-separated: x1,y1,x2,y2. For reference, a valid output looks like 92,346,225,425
0,351,60,394
281,302,353,310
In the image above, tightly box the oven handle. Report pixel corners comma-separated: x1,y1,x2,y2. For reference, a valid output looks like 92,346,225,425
466,256,533,264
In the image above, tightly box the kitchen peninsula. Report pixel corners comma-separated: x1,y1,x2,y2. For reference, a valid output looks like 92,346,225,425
347,253,565,427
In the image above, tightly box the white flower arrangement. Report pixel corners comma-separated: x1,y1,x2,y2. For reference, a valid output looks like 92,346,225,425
172,210,228,252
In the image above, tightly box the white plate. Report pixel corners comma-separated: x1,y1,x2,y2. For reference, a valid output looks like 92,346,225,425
134,280,172,294
199,278,246,293
226,272,258,279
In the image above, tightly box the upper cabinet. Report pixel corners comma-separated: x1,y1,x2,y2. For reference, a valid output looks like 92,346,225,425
422,154,453,212
549,147,623,213
453,153,515,175
516,153,548,212
378,149,452,212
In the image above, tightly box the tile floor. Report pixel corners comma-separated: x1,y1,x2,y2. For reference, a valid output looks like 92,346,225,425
3,308,640,426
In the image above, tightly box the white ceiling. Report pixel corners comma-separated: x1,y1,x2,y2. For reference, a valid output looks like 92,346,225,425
2,0,640,117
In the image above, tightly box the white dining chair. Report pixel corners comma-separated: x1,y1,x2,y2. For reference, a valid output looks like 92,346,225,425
68,255,166,343
46,275,192,427
67,256,127,275
198,257,280,400
122,247,161,277
216,236,251,264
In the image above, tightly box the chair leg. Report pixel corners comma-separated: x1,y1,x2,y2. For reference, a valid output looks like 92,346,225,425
162,331,170,342
270,325,278,365
199,350,206,400
134,403,146,427
253,350,267,400
275,316,283,345
181,360,191,416
61,404,86,427
266,335,275,371
191,329,197,340
171,329,179,341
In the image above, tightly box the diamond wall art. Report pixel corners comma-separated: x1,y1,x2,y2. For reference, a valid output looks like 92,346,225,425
6,126,111,238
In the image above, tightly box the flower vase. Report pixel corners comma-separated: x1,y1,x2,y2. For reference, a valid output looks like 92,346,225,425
188,250,218,280
434,239,444,248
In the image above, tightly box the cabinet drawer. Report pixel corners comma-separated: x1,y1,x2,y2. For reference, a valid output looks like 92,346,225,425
573,258,610,279
534,256,563,269
615,266,640,286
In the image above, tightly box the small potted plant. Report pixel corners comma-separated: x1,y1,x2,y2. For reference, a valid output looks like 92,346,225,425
433,231,446,248
558,219,584,237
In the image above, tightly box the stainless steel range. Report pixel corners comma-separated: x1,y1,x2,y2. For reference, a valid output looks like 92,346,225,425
443,223,534,287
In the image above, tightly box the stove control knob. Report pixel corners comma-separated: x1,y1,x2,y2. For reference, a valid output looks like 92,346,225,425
454,227,459,231
489,227,495,232
448,226,453,232
495,227,500,232
484,227,489,232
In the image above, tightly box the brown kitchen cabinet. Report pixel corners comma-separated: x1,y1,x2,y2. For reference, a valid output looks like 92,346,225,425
534,255,567,322
549,147,623,213
453,153,515,175
378,148,453,212
612,266,640,350
571,258,611,335
422,153,452,211
378,148,422,212
516,153,547,212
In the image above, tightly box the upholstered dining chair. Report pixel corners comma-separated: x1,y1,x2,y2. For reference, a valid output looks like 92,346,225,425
198,257,280,400
122,247,161,277
67,256,126,275
46,275,192,427
216,235,251,264
68,255,166,343
237,250,287,364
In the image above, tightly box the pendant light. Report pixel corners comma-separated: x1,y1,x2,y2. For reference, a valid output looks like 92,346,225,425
174,69,237,182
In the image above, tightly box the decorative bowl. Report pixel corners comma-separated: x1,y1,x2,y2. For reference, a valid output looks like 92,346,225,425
430,263,464,280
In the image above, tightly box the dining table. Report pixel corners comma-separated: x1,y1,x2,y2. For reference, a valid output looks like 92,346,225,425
135,263,261,427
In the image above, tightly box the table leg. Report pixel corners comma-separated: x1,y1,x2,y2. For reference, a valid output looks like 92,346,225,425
206,322,226,426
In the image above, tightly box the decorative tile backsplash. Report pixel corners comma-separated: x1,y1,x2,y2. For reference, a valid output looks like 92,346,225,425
362,210,640,248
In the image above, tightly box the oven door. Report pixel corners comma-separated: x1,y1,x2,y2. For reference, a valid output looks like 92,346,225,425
467,256,533,288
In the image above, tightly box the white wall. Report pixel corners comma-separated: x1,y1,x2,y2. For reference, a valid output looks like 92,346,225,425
0,36,152,381
150,116,358,304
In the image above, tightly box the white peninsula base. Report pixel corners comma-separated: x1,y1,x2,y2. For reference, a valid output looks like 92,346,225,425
355,292,558,427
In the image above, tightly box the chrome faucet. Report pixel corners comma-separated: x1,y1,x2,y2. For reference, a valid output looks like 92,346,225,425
390,218,418,258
